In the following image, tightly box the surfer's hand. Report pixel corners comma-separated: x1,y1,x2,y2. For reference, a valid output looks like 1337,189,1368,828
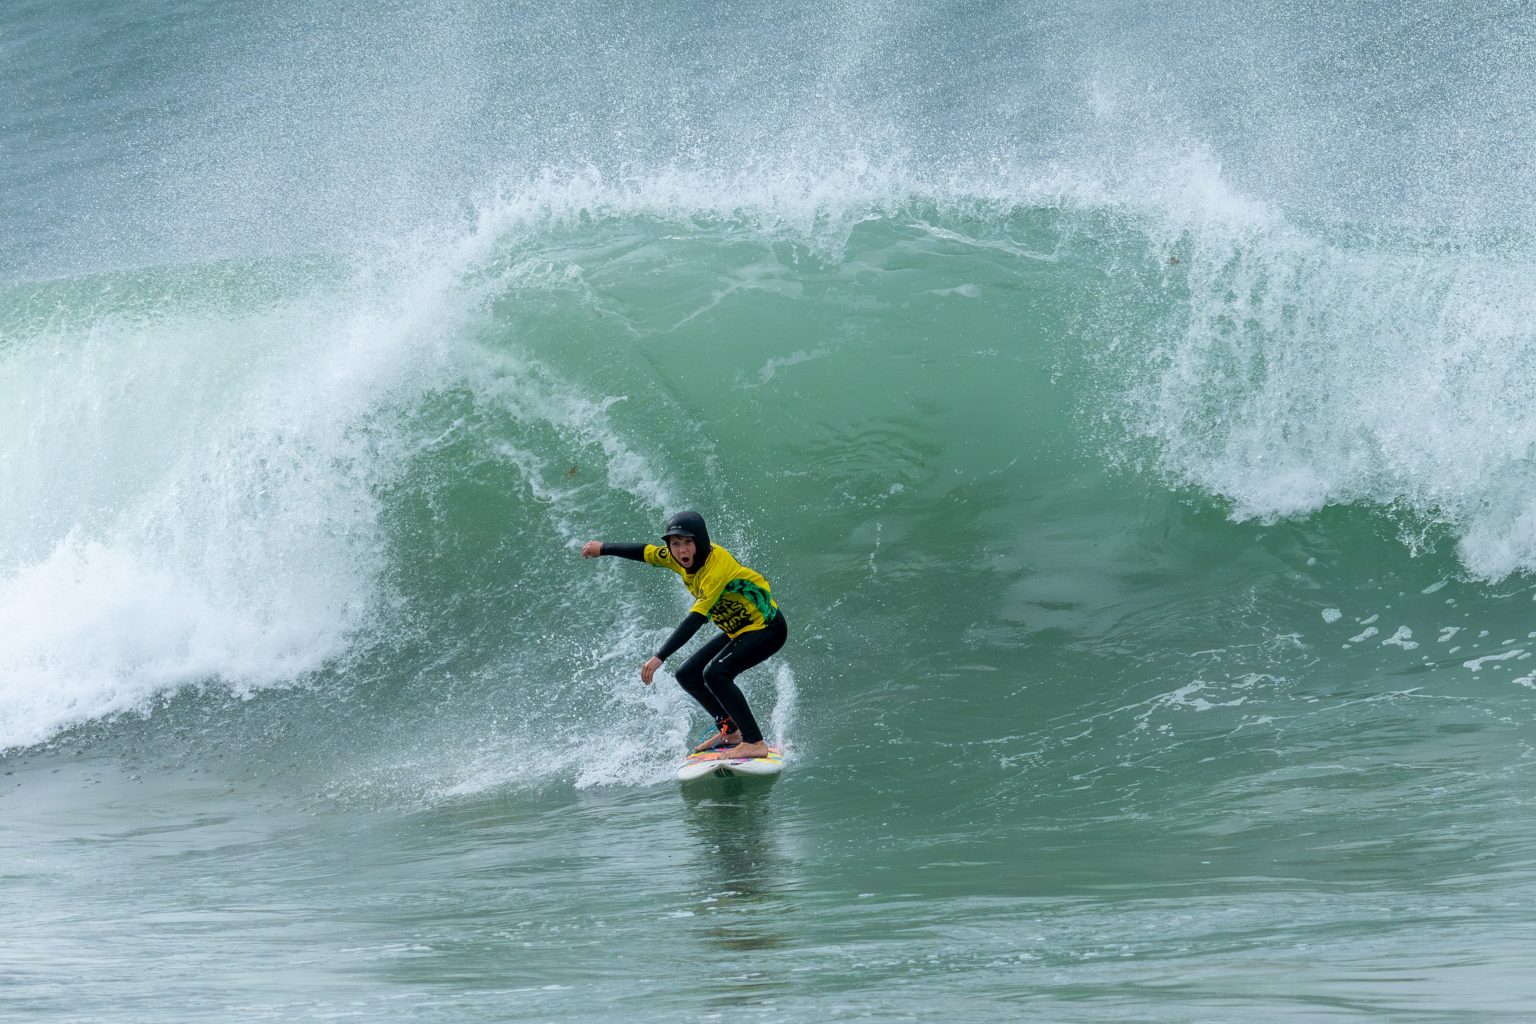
640,656,662,684
580,541,602,558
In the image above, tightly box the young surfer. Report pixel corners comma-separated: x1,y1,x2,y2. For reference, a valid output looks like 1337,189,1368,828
580,510,785,759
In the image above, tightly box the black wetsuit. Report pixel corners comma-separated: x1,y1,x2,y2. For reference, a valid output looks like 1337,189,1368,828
598,537,786,744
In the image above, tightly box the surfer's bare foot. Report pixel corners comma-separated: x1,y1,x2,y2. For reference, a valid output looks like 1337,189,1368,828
724,740,772,759
694,729,741,752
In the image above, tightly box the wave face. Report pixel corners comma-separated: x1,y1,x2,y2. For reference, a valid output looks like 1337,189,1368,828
5,1,1536,1020
6,174,1536,756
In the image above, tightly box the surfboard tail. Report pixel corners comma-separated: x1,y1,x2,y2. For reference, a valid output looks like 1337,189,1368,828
676,745,784,782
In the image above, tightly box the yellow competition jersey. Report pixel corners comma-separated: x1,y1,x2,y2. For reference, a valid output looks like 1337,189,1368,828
642,543,779,638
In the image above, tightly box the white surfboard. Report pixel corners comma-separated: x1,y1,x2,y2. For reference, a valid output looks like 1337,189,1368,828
676,745,785,782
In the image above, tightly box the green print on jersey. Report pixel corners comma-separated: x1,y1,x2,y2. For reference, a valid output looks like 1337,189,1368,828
724,579,777,622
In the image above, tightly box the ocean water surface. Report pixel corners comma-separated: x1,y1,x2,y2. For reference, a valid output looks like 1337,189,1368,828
4,2,1536,1020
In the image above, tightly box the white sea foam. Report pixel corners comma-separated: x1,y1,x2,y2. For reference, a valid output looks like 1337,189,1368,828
0,239,483,749
0,538,353,749
1115,165,1536,579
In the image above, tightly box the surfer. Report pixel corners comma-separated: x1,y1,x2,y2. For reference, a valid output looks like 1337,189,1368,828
580,510,785,759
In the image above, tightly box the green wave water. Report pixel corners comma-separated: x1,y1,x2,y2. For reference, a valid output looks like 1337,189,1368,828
5,1,1536,1020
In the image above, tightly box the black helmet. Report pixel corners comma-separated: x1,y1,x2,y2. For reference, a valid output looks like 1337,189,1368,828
661,510,713,565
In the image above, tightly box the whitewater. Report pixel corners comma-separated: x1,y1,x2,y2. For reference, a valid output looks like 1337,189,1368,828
4,1,1536,1021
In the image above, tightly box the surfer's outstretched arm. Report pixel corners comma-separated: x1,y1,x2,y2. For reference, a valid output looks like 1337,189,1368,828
579,540,646,561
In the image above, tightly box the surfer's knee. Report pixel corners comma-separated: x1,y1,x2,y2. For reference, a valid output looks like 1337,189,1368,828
673,661,706,695
700,660,740,694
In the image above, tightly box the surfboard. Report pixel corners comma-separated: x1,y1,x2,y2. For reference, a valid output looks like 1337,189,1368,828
676,745,785,782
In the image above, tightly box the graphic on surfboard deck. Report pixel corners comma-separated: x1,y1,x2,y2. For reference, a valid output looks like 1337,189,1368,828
676,745,785,782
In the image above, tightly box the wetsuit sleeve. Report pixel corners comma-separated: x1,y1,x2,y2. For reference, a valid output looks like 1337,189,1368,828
599,542,648,562
655,611,708,662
